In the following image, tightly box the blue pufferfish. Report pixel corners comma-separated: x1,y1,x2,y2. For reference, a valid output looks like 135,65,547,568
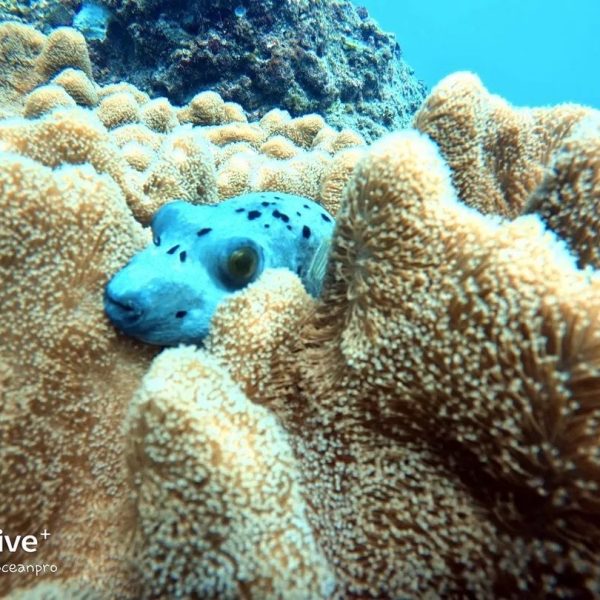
104,192,335,346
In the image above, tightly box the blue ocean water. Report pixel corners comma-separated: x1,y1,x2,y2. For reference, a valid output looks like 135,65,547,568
357,0,600,109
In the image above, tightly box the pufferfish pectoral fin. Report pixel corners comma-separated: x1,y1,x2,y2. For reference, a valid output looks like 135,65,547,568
305,236,332,297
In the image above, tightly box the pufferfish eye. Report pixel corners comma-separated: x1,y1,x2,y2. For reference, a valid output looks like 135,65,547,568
226,246,259,285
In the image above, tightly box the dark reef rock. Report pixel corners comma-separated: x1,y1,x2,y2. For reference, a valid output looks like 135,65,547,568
2,0,427,141
0,0,79,29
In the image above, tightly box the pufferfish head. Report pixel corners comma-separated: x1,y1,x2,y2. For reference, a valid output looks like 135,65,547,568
104,201,266,346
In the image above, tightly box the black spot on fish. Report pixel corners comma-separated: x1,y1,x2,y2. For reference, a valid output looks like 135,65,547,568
167,244,180,254
264,224,270,229
286,225,292,230
153,235,161,246
175,311,187,318
303,204,310,209
235,207,245,213
274,195,283,200
248,210,261,220
302,225,311,239
179,251,187,263
296,211,301,216
197,228,212,237
261,201,270,207
321,213,332,223
273,209,290,223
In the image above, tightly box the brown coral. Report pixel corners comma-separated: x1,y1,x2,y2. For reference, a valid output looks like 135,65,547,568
523,115,600,269
0,24,95,115
414,72,594,218
0,152,155,598
319,146,365,214
111,122,162,151
178,90,227,125
283,113,327,148
280,130,600,596
23,84,76,118
140,128,218,219
140,97,178,133
258,107,291,135
97,92,142,129
260,135,301,160
121,141,155,171
254,151,331,199
222,101,247,124
97,82,149,105
53,67,98,107
190,130,600,597
35,26,92,80
0,106,145,213
216,149,256,198
128,339,334,599
0,22,45,111
204,122,267,148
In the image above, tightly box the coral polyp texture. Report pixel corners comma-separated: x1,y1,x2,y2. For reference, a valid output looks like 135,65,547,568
0,22,367,223
1,19,600,600
414,72,600,270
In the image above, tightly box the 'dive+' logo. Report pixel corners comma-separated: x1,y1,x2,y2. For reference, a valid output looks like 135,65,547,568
0,529,50,554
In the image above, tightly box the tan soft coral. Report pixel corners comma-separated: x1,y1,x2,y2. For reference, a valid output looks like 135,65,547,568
141,127,218,218
523,114,600,269
0,22,46,112
52,67,98,107
286,131,600,596
97,91,142,129
23,83,77,118
319,147,366,215
181,131,600,597
5,19,599,599
414,72,594,217
140,97,179,133
253,151,331,200
0,153,156,598
35,27,92,80
0,106,146,214
0,22,359,216
128,340,334,599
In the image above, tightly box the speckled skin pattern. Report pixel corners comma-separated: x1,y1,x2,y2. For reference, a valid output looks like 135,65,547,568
104,192,334,345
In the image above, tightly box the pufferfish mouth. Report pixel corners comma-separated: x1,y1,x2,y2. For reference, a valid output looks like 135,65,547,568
104,289,209,346
104,290,144,325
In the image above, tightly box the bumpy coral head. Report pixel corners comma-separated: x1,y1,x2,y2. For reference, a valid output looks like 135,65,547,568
104,192,335,345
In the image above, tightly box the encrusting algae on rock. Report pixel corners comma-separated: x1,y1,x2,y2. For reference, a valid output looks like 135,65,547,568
1,20,600,599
